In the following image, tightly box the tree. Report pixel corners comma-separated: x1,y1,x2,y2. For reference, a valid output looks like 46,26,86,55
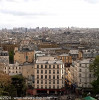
90,56,99,94
0,63,18,98
11,75,27,97
0,69,11,96
4,84,17,97
90,56,99,77
9,51,14,64
91,78,99,94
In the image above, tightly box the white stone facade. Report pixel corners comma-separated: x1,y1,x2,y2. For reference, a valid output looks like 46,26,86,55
34,56,65,94
70,59,95,88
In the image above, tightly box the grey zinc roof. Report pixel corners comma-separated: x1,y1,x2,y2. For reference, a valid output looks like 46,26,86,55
69,50,79,54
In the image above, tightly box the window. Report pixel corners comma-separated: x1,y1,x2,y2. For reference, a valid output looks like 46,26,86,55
41,85,43,89
41,70,43,74
62,80,64,84
57,80,59,84
37,75,39,79
57,85,59,89
62,65,63,68
37,65,39,68
45,80,47,84
53,80,55,84
57,75,59,79
80,79,81,82
53,75,55,79
57,70,59,74
26,56,28,60
45,65,47,68
45,85,47,89
49,80,51,84
62,75,64,79
53,65,55,68
79,73,81,77
45,75,47,79
57,65,59,68
37,80,39,84
49,70,51,74
16,71,17,73
37,85,39,88
79,69,82,72
41,80,43,84
49,65,51,68
49,85,51,89
49,75,51,79
41,65,43,68
45,70,47,74
53,70,55,74
37,70,39,73
53,85,55,89
41,75,43,79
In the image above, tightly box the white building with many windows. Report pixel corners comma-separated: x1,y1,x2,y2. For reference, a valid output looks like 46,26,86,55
70,59,95,88
34,56,65,95
4,62,22,76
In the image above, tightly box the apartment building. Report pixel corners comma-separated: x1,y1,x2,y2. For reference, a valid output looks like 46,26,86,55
22,64,34,86
34,56,65,95
4,62,22,76
14,47,34,64
58,54,72,67
82,49,99,58
70,59,95,88
69,50,79,60
3,61,34,88
0,50,9,64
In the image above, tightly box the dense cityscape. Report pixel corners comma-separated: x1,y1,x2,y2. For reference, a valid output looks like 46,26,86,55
0,27,99,100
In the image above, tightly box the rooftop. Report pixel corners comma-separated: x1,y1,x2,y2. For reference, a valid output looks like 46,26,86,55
69,50,79,54
36,56,63,64
59,54,69,56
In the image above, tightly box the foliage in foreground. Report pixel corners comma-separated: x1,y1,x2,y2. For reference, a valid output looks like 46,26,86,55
0,74,27,97
90,56,99,94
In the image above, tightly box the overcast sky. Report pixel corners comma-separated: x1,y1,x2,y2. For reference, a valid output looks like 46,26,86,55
0,0,99,29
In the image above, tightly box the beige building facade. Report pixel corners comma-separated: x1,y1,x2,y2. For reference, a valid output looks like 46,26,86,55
4,63,22,76
34,56,65,95
58,54,72,67
22,64,34,86
14,47,34,64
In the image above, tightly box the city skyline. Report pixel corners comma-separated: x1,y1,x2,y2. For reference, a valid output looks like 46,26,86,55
0,0,99,29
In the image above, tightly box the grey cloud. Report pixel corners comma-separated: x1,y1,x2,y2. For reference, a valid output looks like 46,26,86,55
0,9,50,16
